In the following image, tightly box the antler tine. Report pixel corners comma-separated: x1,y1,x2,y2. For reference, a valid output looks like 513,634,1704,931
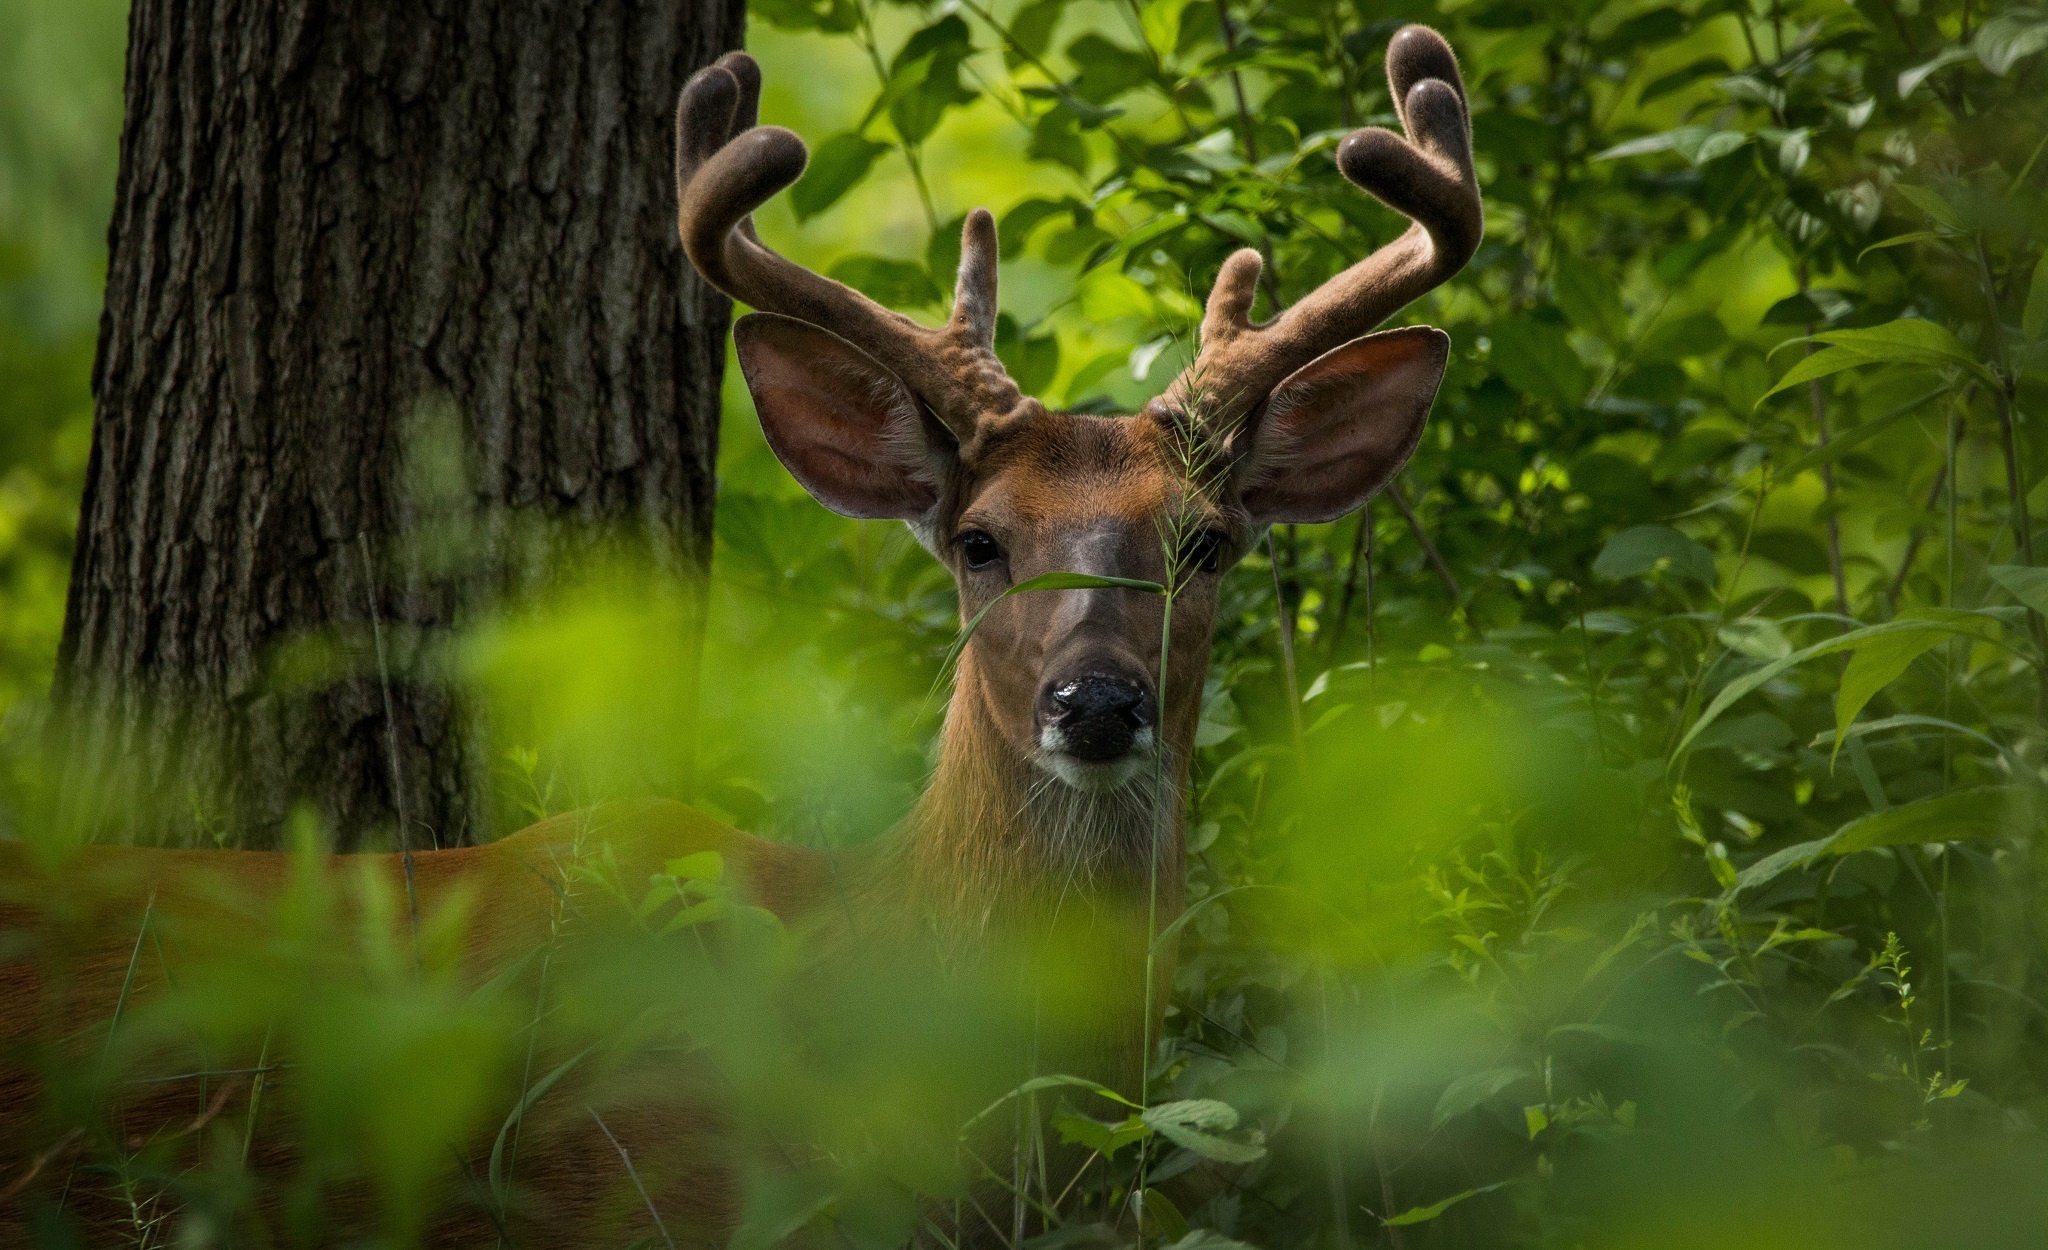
674,53,1034,438
1156,24,1481,434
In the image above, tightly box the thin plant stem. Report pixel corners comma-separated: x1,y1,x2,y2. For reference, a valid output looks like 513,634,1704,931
587,1108,677,1250
1268,531,1307,756
1386,479,1461,604
359,531,421,968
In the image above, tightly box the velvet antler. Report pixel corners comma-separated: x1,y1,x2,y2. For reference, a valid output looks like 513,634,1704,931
675,52,1037,438
1150,25,1482,437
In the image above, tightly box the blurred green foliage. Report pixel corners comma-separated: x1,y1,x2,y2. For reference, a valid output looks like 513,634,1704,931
8,0,2048,1246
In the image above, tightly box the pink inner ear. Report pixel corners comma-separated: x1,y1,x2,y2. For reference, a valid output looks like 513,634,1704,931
1239,326,1450,526
734,313,943,521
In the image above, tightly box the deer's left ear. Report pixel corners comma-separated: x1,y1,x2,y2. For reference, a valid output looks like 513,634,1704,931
1237,325,1449,525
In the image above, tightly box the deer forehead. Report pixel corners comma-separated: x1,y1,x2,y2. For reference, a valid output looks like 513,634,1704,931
960,413,1203,528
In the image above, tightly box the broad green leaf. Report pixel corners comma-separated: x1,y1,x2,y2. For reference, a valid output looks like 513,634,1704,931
1759,319,1999,394
789,133,888,221
1142,1099,1265,1164
1988,563,2048,615
1893,184,1964,231
1592,525,1716,584
1898,46,1974,98
1975,10,2048,74
1431,1067,1530,1129
1674,614,2009,757
1384,1182,1509,1227
1066,33,1153,104
1137,1189,1192,1241
1052,1102,1149,1157
826,255,940,308
1758,345,1882,403
997,196,1077,255
1718,617,1792,661
1833,610,1999,758
2026,251,2048,342
1828,787,2037,854
1489,316,1589,410
884,16,978,145
1007,0,1071,61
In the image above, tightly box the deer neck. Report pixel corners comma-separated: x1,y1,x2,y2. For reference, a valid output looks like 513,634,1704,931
890,655,1189,943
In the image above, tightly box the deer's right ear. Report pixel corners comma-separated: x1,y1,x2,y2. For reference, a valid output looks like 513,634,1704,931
733,313,951,520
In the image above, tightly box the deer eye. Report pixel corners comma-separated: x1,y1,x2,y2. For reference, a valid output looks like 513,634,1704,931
957,530,1004,570
1182,529,1230,575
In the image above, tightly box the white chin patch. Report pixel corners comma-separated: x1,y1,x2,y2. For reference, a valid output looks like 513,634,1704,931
1036,725,1155,791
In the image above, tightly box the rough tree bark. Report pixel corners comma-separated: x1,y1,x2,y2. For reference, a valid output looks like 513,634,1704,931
53,0,743,849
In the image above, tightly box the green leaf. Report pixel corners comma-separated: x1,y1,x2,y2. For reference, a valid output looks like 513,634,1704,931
997,197,1077,255
884,16,978,145
1776,386,1945,478
1137,1189,1191,1241
1384,1182,1508,1227
1591,525,1717,585
1898,46,1974,99
1431,1067,1530,1129
488,1042,597,1203
1828,787,2037,854
1734,837,1835,894
1758,345,1880,403
752,0,858,33
1810,318,1994,386
1028,107,1091,174
790,133,889,221
1858,231,1950,262
1007,0,1071,61
1895,184,1966,231
1833,610,1999,758
1594,126,1746,165
2025,252,2048,342
1675,614,2009,758
1975,10,2048,75
1142,1099,1265,1164
1052,1103,1150,1157
1066,33,1153,104
826,255,941,308
1488,316,1589,410
1990,563,2048,615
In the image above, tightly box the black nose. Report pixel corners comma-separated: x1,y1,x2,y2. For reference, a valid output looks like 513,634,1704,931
1042,675,1154,762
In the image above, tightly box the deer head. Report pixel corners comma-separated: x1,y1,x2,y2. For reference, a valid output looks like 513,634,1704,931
675,28,1480,911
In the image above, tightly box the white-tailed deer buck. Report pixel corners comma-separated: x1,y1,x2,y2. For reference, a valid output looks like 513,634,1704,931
1,25,1479,1245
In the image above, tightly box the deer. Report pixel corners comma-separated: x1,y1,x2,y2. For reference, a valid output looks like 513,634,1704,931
0,25,1480,1247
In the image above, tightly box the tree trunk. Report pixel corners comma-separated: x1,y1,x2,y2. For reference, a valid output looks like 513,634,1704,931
52,0,743,850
